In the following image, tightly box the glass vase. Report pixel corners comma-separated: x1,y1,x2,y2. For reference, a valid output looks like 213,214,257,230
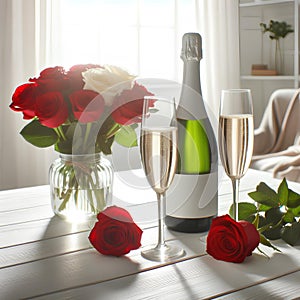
274,39,284,75
49,153,113,222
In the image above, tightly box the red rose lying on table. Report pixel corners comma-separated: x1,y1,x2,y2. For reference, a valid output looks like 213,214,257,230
206,215,260,263
89,206,143,256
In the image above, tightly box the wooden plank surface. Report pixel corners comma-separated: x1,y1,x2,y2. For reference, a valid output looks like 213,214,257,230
0,227,208,299
0,169,299,299
219,271,300,300
29,240,300,300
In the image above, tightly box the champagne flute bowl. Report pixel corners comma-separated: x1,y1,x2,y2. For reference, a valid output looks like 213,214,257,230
140,96,185,262
218,89,254,221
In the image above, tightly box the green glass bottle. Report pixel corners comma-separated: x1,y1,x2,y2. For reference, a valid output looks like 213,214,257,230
165,33,218,233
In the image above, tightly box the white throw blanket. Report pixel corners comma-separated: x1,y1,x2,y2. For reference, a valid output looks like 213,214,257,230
251,89,300,182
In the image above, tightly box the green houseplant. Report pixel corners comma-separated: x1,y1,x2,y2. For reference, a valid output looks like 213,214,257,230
260,20,294,74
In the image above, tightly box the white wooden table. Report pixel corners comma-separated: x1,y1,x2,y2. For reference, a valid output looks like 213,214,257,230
1,169,300,300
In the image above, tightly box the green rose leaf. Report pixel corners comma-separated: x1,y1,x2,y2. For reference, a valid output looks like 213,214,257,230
229,202,257,220
114,125,138,148
257,182,278,200
248,182,279,207
248,191,279,207
263,227,282,240
291,205,300,217
259,208,283,240
278,178,289,206
265,207,284,225
259,233,281,252
281,222,300,246
20,119,58,148
287,189,300,208
283,209,295,223
258,204,272,212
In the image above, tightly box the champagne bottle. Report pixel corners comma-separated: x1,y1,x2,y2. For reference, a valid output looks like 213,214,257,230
165,32,218,233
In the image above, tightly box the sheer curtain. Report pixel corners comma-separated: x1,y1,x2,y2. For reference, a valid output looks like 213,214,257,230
0,0,59,190
0,0,239,189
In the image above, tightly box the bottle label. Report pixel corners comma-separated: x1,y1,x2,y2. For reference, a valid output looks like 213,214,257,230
166,171,218,218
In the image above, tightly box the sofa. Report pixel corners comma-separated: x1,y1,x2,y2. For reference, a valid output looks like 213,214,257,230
251,88,300,183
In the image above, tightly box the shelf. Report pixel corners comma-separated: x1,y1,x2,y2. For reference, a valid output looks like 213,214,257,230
240,0,294,8
241,75,296,80
239,0,299,127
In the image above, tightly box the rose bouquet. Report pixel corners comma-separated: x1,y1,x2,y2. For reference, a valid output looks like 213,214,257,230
10,64,153,154
10,64,154,219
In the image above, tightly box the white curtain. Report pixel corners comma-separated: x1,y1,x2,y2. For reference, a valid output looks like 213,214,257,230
0,0,239,189
0,0,59,190
198,0,240,115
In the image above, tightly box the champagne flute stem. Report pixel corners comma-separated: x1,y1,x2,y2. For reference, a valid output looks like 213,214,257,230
231,178,240,221
156,192,166,248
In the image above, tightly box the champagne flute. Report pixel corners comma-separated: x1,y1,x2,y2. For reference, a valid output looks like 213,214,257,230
140,96,185,262
218,89,254,221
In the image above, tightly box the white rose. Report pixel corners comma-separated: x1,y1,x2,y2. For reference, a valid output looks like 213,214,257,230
83,65,136,106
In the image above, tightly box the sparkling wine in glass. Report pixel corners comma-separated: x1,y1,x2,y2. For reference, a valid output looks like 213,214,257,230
218,89,254,220
140,96,185,262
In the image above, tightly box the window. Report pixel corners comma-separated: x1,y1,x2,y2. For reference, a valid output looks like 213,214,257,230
59,0,198,81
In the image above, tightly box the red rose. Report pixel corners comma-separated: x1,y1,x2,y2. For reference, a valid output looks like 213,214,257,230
35,92,68,128
70,90,104,123
89,206,143,256
29,66,69,92
206,214,260,263
67,64,102,91
111,82,154,125
10,83,39,119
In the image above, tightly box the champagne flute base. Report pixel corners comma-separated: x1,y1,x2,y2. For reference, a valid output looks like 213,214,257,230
141,243,185,262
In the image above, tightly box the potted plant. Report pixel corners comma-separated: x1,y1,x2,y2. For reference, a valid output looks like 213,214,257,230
260,20,294,74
